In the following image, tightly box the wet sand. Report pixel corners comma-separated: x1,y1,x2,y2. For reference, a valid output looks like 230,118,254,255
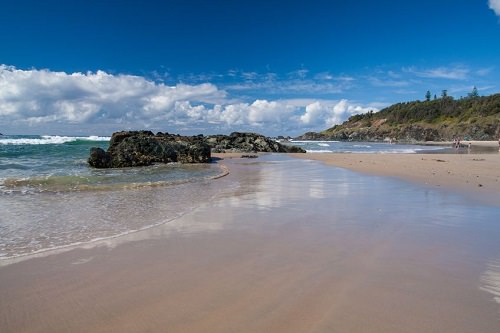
1,155,500,332
290,152,500,205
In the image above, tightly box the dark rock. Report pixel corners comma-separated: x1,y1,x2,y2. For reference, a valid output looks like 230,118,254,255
88,131,211,168
88,147,112,168
205,132,306,153
89,131,305,168
294,132,329,140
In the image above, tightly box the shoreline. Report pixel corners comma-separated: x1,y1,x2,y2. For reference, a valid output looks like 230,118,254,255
420,140,499,148
289,152,500,206
1,155,500,332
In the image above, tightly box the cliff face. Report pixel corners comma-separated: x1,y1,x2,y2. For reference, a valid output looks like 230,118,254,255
297,94,500,142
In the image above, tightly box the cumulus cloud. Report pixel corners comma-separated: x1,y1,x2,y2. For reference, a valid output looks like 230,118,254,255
489,0,500,16
0,65,374,135
300,100,375,128
0,65,225,126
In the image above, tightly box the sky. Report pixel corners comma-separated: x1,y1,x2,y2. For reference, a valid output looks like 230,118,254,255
1,0,500,136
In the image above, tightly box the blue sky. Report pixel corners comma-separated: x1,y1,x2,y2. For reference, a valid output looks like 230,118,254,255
1,0,500,136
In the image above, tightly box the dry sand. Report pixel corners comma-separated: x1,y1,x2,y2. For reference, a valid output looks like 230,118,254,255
1,154,500,332
290,152,500,205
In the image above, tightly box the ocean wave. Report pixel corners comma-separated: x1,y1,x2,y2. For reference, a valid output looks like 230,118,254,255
0,135,111,145
305,149,333,153
481,258,500,305
0,163,229,194
0,163,31,170
290,140,340,143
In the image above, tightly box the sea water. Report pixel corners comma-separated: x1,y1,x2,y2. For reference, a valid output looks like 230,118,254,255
289,140,447,153
0,135,226,259
0,135,447,260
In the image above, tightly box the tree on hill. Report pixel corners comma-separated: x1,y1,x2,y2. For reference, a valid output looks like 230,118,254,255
468,86,479,98
425,90,431,101
318,93,500,141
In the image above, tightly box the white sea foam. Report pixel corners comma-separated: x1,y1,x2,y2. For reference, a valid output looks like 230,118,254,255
305,150,334,153
318,143,330,147
291,140,340,143
481,259,500,305
0,135,110,145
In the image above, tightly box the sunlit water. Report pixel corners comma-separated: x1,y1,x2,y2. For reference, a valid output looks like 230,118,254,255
288,140,447,153
0,135,226,259
211,155,500,315
2,135,500,316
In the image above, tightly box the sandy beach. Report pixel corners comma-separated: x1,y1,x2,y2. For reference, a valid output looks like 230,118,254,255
223,145,500,204
1,153,500,332
290,151,500,205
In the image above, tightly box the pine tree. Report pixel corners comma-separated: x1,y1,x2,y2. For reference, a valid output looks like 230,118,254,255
468,86,479,98
425,90,431,101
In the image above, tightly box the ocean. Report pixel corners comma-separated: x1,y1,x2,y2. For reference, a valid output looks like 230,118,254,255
288,140,448,153
0,135,445,261
0,135,227,260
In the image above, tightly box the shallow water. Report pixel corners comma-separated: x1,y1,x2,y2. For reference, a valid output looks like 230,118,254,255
210,155,500,320
288,140,448,153
1,154,500,332
0,134,226,258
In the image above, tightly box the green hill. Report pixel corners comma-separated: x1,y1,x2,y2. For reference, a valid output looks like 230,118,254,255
300,94,500,142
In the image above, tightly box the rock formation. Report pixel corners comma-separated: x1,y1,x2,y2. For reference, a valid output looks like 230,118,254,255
88,131,211,168
297,93,500,142
206,132,305,153
88,131,305,168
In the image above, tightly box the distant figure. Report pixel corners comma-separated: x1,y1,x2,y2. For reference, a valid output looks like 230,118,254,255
468,142,471,153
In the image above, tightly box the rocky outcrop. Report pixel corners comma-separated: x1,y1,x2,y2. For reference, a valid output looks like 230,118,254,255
206,132,306,153
88,131,306,168
294,132,329,141
302,94,500,142
88,131,211,168
299,122,499,143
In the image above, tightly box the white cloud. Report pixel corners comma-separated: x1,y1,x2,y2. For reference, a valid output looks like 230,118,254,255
489,0,500,16
476,67,494,76
300,100,376,128
404,66,469,80
288,69,309,79
0,65,378,135
369,77,410,87
225,79,350,95
0,65,225,127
